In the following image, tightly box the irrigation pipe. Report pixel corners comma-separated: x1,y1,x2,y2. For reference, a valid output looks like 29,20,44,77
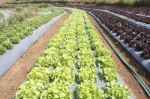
86,11,150,98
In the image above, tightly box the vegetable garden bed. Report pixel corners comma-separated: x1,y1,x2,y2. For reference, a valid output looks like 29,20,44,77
85,8,150,73
0,8,65,55
95,6,150,24
15,9,133,99
0,9,66,76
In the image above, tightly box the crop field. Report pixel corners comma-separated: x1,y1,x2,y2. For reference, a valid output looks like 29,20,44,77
87,9,150,58
0,1,149,99
7,0,150,5
15,10,130,99
0,8,65,54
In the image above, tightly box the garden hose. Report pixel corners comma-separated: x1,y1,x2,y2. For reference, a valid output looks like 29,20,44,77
86,11,150,98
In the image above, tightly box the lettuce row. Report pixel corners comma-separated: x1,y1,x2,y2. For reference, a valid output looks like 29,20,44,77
83,13,130,99
0,8,65,55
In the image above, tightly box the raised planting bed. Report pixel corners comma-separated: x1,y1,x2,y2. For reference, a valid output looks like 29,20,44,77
112,6,150,16
104,8,150,24
0,7,65,55
86,9,150,73
84,8,150,29
15,9,134,99
92,6,150,24
0,8,67,76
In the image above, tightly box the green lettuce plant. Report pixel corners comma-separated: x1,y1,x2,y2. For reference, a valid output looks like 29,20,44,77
77,82,105,99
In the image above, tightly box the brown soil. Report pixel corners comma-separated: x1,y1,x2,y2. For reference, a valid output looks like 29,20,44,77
88,14,149,99
0,13,70,99
0,0,7,4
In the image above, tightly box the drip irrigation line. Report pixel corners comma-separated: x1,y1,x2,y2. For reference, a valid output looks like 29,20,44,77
86,11,150,98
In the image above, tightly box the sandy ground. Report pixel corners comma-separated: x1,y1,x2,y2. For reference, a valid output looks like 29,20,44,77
88,14,149,99
0,13,70,99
